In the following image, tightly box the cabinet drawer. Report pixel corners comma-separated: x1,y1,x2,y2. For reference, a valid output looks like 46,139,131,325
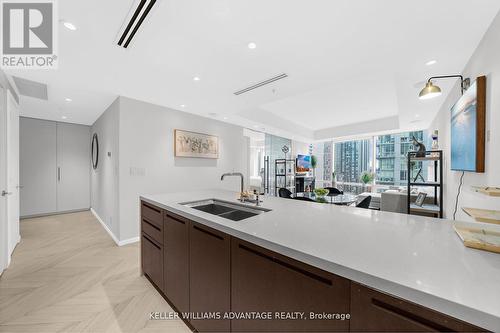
141,201,163,228
350,282,484,332
231,238,350,332
141,233,164,291
141,218,163,245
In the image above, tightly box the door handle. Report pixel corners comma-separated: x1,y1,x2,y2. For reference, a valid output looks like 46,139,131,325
1,190,12,196
16,185,24,189
57,167,61,181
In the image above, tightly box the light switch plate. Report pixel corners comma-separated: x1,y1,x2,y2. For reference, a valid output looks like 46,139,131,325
130,167,146,176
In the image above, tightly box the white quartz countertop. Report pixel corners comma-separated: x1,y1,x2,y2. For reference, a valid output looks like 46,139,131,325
140,190,500,331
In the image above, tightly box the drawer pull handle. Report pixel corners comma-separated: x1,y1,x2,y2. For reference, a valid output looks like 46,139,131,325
371,298,449,331
142,233,161,250
143,218,161,231
143,202,161,214
193,225,223,241
238,244,332,286
166,214,186,225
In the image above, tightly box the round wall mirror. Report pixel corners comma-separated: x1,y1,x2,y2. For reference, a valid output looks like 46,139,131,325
91,133,99,170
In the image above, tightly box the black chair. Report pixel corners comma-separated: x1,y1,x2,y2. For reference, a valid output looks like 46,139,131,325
324,187,343,196
293,196,315,202
278,188,293,199
356,196,372,209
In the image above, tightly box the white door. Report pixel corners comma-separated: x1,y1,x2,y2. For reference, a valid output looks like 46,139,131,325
56,122,90,212
0,87,7,273
19,118,57,217
7,90,20,256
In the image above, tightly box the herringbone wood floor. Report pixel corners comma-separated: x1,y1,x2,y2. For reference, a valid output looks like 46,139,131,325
0,211,191,333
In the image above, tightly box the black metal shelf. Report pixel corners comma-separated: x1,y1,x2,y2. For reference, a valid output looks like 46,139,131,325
275,159,296,196
407,150,443,218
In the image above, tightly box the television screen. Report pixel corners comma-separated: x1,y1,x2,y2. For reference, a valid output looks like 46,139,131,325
450,76,486,172
297,155,311,169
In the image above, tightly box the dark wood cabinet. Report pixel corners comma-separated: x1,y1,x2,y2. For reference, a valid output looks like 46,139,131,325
350,282,483,332
164,211,190,314
189,222,231,332
140,202,485,333
141,232,163,290
231,237,350,332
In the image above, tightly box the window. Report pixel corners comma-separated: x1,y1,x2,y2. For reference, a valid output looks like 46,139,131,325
333,138,373,194
375,131,427,186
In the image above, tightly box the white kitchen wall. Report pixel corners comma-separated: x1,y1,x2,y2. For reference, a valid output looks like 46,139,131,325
90,98,120,239
91,96,249,243
429,10,500,220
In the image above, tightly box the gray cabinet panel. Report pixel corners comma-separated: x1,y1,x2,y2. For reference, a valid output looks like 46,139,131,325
20,118,57,217
56,122,90,212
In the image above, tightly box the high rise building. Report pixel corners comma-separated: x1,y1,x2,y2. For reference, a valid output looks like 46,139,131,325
334,139,372,184
375,131,426,186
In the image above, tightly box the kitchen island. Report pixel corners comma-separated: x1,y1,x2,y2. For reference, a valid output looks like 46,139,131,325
140,190,500,332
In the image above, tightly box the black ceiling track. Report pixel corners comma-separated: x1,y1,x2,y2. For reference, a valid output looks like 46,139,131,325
118,0,157,48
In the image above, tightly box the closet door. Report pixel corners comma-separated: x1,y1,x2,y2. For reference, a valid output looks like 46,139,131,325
56,123,90,212
20,118,57,217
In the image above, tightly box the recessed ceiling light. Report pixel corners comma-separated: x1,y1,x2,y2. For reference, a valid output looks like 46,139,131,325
65,98,72,102
223,116,228,120
248,42,257,49
193,76,201,81
180,104,186,108
61,116,67,119
63,21,77,31
425,60,437,66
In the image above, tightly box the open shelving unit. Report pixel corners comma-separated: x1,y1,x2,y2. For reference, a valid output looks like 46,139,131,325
407,150,443,218
274,159,296,196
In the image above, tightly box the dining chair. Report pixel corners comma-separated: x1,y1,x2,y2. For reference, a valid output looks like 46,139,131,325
356,195,372,209
324,187,343,196
278,188,293,199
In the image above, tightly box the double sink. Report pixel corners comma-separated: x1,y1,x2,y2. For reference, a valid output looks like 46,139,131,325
181,199,271,221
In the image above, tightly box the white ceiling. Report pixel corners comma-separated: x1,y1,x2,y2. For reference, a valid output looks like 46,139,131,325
5,0,500,141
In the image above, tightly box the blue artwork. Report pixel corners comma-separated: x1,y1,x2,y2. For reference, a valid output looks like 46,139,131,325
451,81,477,171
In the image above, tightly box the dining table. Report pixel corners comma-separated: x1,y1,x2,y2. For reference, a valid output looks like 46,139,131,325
295,192,358,205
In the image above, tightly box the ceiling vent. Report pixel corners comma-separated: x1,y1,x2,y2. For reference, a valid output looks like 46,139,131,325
118,0,157,48
234,73,289,96
12,76,48,100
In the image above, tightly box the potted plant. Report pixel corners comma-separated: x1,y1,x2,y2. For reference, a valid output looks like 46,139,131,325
311,155,317,177
360,171,375,192
313,188,329,200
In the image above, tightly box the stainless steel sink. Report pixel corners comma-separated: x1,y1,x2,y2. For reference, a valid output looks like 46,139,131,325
181,199,271,221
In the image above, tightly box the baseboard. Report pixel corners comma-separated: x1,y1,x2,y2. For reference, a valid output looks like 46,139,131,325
90,208,120,246
119,237,140,246
90,208,139,247
21,208,89,219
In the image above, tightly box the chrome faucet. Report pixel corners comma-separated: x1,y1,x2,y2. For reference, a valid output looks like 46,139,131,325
221,172,245,202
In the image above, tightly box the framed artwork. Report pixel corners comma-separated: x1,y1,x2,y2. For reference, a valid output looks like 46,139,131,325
415,192,427,207
174,129,219,159
450,76,486,172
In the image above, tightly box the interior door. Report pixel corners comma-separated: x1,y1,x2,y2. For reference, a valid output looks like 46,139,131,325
56,122,90,212
19,118,57,217
0,86,7,272
6,90,20,255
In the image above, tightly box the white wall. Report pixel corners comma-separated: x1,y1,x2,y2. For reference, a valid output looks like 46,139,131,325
91,96,249,242
429,11,500,220
90,98,120,238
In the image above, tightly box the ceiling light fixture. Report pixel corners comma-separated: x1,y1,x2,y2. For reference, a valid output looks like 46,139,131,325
180,104,186,108
61,116,67,119
65,98,72,102
63,21,77,31
418,75,470,100
425,60,437,66
193,76,200,81
248,42,257,49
